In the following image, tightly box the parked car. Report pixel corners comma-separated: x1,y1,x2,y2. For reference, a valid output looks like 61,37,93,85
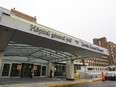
105,71,116,80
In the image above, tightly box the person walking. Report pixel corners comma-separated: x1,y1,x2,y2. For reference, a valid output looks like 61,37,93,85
50,69,53,78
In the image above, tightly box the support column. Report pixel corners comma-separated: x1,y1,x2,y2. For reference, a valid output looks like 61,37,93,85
47,62,55,77
66,60,74,80
0,51,4,76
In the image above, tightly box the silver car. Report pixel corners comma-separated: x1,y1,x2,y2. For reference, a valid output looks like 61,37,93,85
105,71,116,80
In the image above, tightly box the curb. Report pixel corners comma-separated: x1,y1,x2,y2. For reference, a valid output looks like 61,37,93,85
46,78,102,87
47,81,86,87
89,78,102,82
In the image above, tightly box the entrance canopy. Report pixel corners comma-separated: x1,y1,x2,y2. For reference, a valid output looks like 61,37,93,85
0,7,109,62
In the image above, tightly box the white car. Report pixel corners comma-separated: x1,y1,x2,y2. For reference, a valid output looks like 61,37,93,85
105,71,116,80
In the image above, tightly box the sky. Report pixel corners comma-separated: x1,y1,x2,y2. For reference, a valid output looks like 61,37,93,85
0,0,116,43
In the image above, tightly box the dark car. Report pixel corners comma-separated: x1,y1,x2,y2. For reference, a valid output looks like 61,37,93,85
105,71,116,80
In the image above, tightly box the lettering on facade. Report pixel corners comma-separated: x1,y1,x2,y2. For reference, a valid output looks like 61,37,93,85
30,24,50,36
30,24,73,43
51,33,73,43
66,37,72,43
75,40,79,45
51,33,65,41
81,42,104,52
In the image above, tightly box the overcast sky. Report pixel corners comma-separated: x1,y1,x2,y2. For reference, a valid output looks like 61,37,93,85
0,0,116,43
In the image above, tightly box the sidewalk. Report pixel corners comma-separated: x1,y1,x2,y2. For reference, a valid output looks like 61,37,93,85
0,77,102,87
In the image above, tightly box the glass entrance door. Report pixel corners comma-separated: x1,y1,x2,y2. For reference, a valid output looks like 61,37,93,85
41,66,46,76
20,63,33,77
2,63,11,77
10,63,21,77
34,65,41,76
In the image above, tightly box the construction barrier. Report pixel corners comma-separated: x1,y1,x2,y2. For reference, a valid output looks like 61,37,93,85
101,72,105,81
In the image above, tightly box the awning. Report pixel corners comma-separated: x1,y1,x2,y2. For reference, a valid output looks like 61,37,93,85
0,7,109,62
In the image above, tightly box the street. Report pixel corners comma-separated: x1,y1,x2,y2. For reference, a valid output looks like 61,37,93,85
68,81,116,87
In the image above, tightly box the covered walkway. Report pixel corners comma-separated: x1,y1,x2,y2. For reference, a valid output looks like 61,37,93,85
0,7,109,80
0,7,109,62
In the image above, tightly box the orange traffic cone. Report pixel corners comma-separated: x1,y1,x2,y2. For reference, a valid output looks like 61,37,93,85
102,72,105,81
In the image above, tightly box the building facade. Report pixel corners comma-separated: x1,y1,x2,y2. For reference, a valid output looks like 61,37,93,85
0,7,109,79
107,41,116,65
83,37,116,66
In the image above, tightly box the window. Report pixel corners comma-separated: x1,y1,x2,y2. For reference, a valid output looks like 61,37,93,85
75,66,81,70
2,64,10,76
98,41,101,46
88,68,92,70
10,63,21,77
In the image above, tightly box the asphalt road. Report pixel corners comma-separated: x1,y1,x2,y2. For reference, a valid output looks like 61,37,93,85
68,81,116,87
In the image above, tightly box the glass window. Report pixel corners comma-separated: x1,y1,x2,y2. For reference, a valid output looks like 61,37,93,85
55,65,59,72
88,68,92,70
20,63,33,77
62,65,66,72
75,65,81,70
34,65,41,76
99,41,101,46
10,63,21,77
59,65,62,72
2,64,10,76
41,66,46,76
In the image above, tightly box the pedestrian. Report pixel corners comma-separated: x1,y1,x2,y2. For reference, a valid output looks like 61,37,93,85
30,66,34,78
50,69,53,78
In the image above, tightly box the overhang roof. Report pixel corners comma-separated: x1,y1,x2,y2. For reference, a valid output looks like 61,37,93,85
5,41,78,62
0,7,109,62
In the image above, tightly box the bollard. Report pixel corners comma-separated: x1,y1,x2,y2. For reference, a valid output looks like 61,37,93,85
74,73,80,80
